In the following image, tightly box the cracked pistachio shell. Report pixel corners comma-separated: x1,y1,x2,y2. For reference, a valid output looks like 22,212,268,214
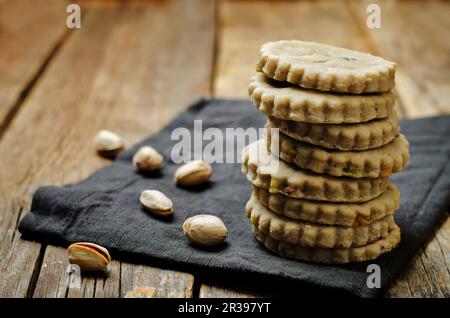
68,242,111,271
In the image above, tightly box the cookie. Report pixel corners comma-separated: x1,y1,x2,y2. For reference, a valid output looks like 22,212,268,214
248,73,395,124
246,194,395,248
249,73,396,124
267,112,400,150
265,126,410,178
256,41,396,94
253,225,401,264
253,182,400,226
242,140,389,202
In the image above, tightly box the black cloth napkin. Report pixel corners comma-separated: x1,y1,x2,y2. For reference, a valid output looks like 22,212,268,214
19,98,450,298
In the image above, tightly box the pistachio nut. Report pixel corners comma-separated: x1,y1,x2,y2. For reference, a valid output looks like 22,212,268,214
175,160,212,186
94,129,124,158
183,215,228,247
68,242,111,271
133,146,163,171
140,189,173,216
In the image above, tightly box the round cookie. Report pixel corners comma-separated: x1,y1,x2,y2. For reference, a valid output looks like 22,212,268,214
256,40,396,94
246,194,395,248
242,140,389,202
249,73,396,124
253,182,400,227
267,112,400,150
265,126,410,178
252,225,401,264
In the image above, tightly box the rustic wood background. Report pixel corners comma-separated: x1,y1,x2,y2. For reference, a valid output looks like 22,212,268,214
0,0,448,298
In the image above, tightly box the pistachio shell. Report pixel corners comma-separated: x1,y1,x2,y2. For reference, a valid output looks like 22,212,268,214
140,190,173,216
183,215,228,246
175,160,212,186
133,146,163,171
68,242,111,271
94,130,124,158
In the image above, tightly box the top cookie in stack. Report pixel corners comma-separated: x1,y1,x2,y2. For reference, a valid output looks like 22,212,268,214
242,40,410,264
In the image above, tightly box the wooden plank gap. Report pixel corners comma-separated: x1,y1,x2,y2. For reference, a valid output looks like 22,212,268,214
118,261,122,298
25,244,47,298
0,28,73,140
192,274,202,299
9,196,26,245
420,247,445,297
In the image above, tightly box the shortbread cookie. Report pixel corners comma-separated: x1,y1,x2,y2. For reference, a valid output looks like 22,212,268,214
253,225,401,264
266,126,410,178
248,73,395,124
246,194,395,248
267,112,400,150
242,140,389,202
253,183,400,226
256,41,396,94
249,73,396,124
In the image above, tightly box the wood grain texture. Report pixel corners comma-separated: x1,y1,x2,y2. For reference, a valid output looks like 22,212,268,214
121,264,193,298
0,0,69,135
33,245,122,298
199,285,264,298
349,0,450,118
214,0,370,98
0,0,214,298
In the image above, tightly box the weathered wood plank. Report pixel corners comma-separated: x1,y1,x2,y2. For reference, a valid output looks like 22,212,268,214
121,264,194,298
435,217,450,273
32,245,122,298
199,285,263,298
0,238,42,298
33,246,69,298
349,0,450,117
384,269,413,298
93,260,121,298
384,229,450,299
213,0,370,98
417,236,449,298
0,0,214,298
0,0,69,134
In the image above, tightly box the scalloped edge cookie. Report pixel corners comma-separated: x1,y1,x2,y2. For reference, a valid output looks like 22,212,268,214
242,140,389,202
267,112,400,150
253,225,401,264
249,73,396,124
266,126,410,178
253,182,400,226
256,41,396,94
246,194,395,248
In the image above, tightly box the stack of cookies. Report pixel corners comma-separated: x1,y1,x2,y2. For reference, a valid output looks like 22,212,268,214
242,41,409,264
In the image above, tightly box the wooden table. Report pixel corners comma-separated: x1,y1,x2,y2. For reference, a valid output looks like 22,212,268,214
0,0,448,298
